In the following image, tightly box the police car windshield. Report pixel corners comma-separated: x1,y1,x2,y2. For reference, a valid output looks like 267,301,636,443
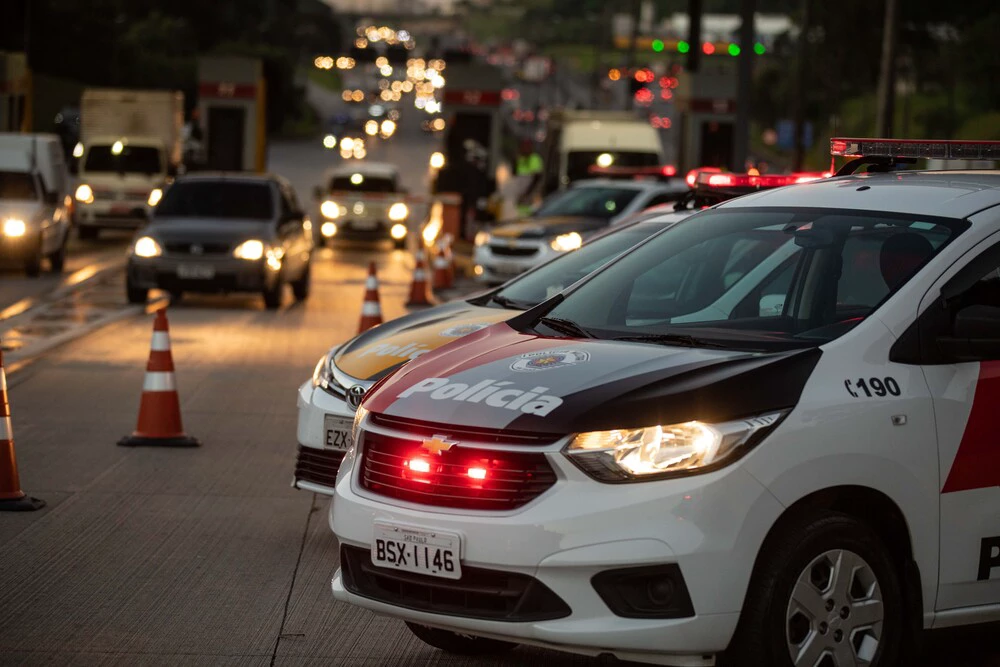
0,171,38,200
545,208,966,350
155,181,274,220
493,221,669,308
533,186,640,220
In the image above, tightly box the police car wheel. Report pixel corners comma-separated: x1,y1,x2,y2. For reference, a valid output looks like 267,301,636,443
724,512,907,667
404,622,517,656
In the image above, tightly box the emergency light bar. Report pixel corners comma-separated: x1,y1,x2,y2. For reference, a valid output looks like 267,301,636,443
696,172,831,188
685,166,722,188
831,138,1000,161
587,165,678,179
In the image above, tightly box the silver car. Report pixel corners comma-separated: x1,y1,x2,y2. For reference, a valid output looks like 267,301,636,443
125,173,314,310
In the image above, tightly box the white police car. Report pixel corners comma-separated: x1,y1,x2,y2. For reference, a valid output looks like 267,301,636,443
329,138,1000,666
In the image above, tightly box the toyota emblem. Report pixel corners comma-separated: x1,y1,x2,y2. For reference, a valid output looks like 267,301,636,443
190,244,204,255
346,384,366,410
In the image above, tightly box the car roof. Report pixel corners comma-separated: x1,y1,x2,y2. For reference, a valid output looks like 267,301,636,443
720,171,1000,219
571,178,686,193
324,162,399,179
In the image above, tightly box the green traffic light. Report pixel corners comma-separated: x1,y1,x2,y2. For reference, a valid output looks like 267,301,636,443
754,42,766,55
677,40,690,54
652,39,664,52
728,44,741,56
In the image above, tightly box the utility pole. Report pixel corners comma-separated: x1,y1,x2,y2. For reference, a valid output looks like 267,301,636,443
687,0,703,74
792,0,810,171
875,0,898,137
625,0,641,110
732,0,756,172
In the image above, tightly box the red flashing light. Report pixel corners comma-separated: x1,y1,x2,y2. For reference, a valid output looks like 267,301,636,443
702,42,715,55
707,173,735,187
661,165,677,177
660,89,673,101
830,137,1000,160
685,166,722,188
697,172,831,189
634,88,654,105
468,467,487,480
588,164,678,180
407,458,431,473
501,88,520,101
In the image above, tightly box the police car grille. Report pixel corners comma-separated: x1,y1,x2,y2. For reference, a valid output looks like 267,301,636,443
488,244,537,257
368,413,559,445
294,445,346,488
360,431,556,510
340,545,571,621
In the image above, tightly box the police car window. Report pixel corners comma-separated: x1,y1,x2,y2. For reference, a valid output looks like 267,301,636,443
544,209,964,350
494,223,662,307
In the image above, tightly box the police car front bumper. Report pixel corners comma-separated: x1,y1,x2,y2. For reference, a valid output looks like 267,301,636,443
330,425,786,664
294,379,355,495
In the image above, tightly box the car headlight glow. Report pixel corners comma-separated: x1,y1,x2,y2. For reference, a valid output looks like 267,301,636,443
321,221,338,237
429,151,445,169
474,231,491,247
132,236,162,258
550,232,583,252
390,223,407,239
2,218,27,238
75,183,94,204
147,188,163,207
233,239,265,260
388,202,409,221
321,200,340,219
565,412,786,482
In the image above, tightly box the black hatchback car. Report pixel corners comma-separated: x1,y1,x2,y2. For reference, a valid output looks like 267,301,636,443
126,173,314,309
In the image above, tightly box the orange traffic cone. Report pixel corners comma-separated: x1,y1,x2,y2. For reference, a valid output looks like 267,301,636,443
358,262,384,333
0,347,45,512
406,248,437,307
432,242,452,290
118,308,199,448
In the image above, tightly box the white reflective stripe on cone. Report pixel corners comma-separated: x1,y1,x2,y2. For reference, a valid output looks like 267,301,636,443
0,368,6,392
151,332,171,352
0,416,11,440
143,372,177,392
362,302,381,316
365,276,378,289
414,269,426,279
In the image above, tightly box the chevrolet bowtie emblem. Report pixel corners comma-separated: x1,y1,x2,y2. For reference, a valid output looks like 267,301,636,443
421,435,457,455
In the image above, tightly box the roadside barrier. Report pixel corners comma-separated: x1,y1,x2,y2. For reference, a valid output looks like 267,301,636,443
358,262,384,333
118,308,199,448
406,249,437,307
0,346,45,511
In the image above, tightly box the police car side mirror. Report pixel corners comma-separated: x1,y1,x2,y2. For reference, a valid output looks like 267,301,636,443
938,305,1000,362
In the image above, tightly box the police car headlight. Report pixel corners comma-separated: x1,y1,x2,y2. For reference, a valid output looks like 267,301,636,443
312,354,335,390
565,412,786,482
474,231,491,247
550,232,582,252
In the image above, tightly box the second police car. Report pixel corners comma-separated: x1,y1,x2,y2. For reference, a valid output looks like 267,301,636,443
329,139,1000,667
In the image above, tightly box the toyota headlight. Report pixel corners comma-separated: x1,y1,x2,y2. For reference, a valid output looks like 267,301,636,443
312,353,336,390
321,200,340,219
550,232,583,252
2,218,27,238
564,412,786,482
388,202,409,221
233,239,266,260
132,236,162,258
75,183,94,204
474,231,491,247
147,188,163,207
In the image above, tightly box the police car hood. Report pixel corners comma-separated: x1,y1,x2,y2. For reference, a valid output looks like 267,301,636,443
333,300,512,382
490,215,610,239
364,322,821,436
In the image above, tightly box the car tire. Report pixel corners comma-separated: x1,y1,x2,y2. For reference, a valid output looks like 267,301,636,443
721,511,910,667
291,263,311,302
404,622,517,656
126,277,148,304
78,225,98,241
263,277,284,310
49,232,67,273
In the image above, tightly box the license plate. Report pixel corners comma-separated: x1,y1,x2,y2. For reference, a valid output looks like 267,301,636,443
177,263,215,279
372,521,462,580
323,414,353,451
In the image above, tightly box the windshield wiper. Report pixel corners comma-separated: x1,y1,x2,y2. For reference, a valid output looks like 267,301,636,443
613,333,731,349
538,316,594,338
490,294,531,310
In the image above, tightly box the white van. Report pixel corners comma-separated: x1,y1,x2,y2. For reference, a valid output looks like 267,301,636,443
0,134,72,275
541,110,666,195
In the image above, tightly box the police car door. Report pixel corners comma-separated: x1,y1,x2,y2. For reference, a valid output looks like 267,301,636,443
913,222,1000,613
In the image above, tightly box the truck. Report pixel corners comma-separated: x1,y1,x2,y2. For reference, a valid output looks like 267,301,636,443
0,133,72,275
74,88,184,239
540,109,667,196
